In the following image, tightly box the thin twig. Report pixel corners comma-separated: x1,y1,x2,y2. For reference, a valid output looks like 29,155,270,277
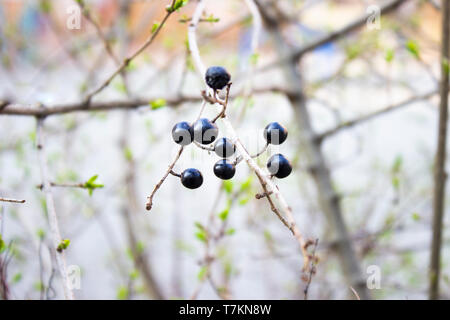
146,146,184,211
316,88,440,142
83,0,177,104
36,117,74,300
303,239,319,300
0,197,25,204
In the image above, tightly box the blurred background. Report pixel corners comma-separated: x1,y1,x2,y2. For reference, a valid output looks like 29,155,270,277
0,0,449,300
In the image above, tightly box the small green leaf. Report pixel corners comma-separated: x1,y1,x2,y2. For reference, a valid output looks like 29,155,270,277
151,22,160,34
167,0,189,13
117,286,129,300
150,98,167,110
385,48,395,63
33,281,44,291
37,228,46,240
124,147,133,161
219,209,229,221
57,239,70,253
113,80,127,94
197,266,207,280
223,180,233,194
195,231,207,243
250,53,259,65
406,40,420,59
263,229,272,241
391,176,400,190
12,273,22,284
84,175,104,196
226,228,236,236
345,43,362,60
240,176,253,192
412,212,421,221
0,234,5,253
194,221,205,231
238,196,250,206
391,155,403,174
136,241,145,254
204,14,220,23
129,269,139,280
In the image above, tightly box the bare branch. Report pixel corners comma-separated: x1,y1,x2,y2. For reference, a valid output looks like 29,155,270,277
82,0,177,104
146,146,184,211
257,0,409,73
317,89,440,141
0,197,25,204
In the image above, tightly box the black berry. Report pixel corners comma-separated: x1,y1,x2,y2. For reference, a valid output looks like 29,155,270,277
172,121,193,146
264,122,288,145
214,137,235,158
205,66,231,90
213,159,236,180
193,118,219,145
181,168,203,189
267,154,292,179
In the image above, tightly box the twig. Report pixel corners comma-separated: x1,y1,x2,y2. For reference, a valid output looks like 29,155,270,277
36,117,74,300
350,286,361,300
256,0,409,73
82,0,177,104
316,89,440,142
36,182,86,190
0,197,25,204
303,239,319,300
429,0,450,300
146,146,184,211
0,86,290,117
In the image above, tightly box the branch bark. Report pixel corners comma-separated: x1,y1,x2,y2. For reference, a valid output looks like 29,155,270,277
429,0,450,300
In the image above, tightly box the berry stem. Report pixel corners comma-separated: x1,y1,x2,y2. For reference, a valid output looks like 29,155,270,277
146,146,184,211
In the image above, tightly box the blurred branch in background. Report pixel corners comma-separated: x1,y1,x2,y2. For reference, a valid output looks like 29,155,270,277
36,118,74,300
429,0,450,301
255,0,370,299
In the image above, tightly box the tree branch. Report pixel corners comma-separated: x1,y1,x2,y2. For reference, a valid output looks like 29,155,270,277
257,0,409,73
429,0,450,300
36,117,74,300
0,197,25,204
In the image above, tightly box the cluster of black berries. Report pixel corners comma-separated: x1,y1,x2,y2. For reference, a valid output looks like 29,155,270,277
170,66,292,190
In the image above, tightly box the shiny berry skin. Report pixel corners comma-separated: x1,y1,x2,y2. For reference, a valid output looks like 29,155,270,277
213,159,236,180
205,66,231,90
267,154,292,179
172,121,193,146
181,168,203,189
193,118,219,145
263,122,288,145
214,137,235,158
